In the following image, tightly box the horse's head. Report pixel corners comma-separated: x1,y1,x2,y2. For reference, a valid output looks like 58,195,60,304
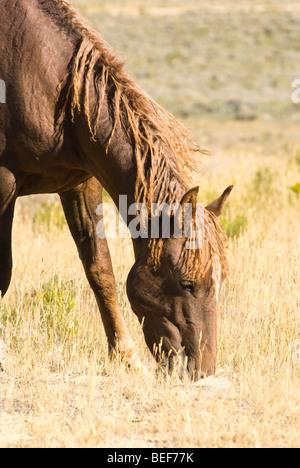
127,186,233,380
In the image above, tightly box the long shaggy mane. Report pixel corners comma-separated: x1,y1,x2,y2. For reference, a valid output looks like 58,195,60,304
40,0,228,278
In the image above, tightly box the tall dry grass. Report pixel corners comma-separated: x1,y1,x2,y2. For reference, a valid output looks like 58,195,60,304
1,0,300,448
0,121,299,448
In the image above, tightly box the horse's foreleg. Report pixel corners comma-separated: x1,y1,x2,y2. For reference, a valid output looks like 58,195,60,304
0,167,17,297
59,177,139,367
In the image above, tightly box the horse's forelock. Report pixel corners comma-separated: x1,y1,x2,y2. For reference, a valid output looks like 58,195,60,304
148,210,228,281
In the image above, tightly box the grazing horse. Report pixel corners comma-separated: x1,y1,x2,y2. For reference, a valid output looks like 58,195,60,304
0,0,232,379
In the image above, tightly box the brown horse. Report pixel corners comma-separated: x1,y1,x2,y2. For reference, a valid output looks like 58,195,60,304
0,0,232,379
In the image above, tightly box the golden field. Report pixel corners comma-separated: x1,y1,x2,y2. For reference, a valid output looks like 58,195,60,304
0,0,300,448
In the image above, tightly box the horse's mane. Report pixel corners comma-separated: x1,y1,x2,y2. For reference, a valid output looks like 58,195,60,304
39,0,228,279
41,0,202,202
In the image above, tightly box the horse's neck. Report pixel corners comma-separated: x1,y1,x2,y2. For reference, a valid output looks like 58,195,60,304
76,111,137,208
78,101,184,209
77,113,186,260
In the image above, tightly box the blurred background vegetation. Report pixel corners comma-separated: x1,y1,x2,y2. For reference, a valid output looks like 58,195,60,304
1,0,300,448
74,0,300,122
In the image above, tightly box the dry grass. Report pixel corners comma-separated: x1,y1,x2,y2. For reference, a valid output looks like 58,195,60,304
1,0,300,448
0,121,299,448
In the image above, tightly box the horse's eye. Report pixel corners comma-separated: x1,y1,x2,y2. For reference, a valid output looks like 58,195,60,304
180,281,195,294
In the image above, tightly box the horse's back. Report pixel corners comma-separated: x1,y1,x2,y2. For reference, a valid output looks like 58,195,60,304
0,0,89,195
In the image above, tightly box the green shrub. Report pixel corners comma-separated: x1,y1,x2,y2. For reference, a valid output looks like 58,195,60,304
0,304,21,335
32,275,79,340
34,202,66,230
289,183,300,197
246,167,278,208
252,167,274,196
221,215,248,239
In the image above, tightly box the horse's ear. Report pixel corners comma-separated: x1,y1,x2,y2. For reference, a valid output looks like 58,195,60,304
179,187,199,222
205,185,233,217
180,187,199,207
